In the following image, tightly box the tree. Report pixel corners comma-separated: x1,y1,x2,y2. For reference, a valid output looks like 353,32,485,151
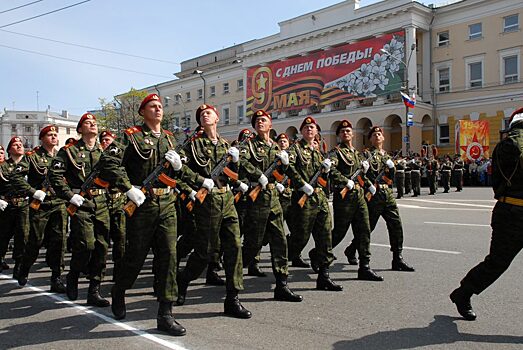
97,88,148,134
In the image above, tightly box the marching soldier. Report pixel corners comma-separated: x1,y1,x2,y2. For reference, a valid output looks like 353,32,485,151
395,156,406,199
450,107,523,321
239,110,302,302
404,156,412,195
440,155,453,193
410,156,422,197
315,120,383,281
427,155,439,195
453,156,464,192
287,117,342,291
175,104,252,319
364,127,415,272
14,126,67,293
0,137,29,280
49,113,111,307
99,94,187,336
276,133,293,222
0,145,10,272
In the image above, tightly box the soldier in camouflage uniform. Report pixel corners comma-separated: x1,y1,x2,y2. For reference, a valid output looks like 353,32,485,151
312,120,383,281
395,156,406,199
49,113,111,307
363,127,415,272
14,126,67,293
453,156,464,191
276,133,293,222
450,107,523,321
440,155,453,193
0,145,7,272
175,104,251,319
99,94,187,336
0,137,29,280
410,156,422,197
427,155,439,195
287,117,342,291
239,110,302,302
404,157,412,195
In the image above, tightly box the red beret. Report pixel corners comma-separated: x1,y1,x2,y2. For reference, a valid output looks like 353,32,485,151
237,128,253,142
7,136,23,152
39,125,58,139
99,130,116,141
336,120,353,135
77,113,96,132
138,94,161,116
195,104,218,125
300,116,321,132
276,133,289,142
251,110,272,128
509,106,523,128
368,126,383,139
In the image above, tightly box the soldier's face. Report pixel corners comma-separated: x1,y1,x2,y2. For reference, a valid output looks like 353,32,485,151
278,138,289,150
9,141,24,156
42,131,58,148
0,150,4,162
338,127,353,143
200,109,219,127
301,124,318,142
100,136,114,150
370,131,384,147
142,101,163,123
80,119,98,136
255,116,271,133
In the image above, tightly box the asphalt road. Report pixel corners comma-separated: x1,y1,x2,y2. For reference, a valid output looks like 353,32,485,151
1,187,522,350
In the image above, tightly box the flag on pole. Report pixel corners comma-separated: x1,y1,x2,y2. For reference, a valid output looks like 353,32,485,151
183,127,191,134
400,91,416,109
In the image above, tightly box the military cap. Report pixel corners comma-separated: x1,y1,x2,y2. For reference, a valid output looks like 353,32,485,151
39,125,58,139
300,116,321,132
509,106,523,129
276,133,289,142
7,136,22,152
99,130,116,142
195,104,218,125
77,113,96,132
237,128,252,142
138,93,161,116
251,110,271,128
336,120,353,135
65,137,76,145
368,126,383,139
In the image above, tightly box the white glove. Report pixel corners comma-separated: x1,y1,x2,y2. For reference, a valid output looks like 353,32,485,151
276,183,285,193
386,159,395,169
346,179,355,190
238,182,249,193
299,183,314,196
126,187,146,207
33,190,47,202
189,190,197,202
258,174,268,189
322,158,332,173
0,199,7,211
69,194,85,207
369,184,377,195
228,147,240,163
202,178,215,191
165,150,182,171
361,160,370,173
277,151,289,166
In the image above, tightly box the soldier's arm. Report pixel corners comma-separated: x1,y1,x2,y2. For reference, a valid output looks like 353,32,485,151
48,148,74,201
238,143,262,183
9,156,34,196
98,136,134,193
286,146,307,189
328,150,349,187
176,147,207,190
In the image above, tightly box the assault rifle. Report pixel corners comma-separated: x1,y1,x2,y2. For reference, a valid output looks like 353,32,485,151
247,158,285,202
297,148,337,208
67,166,109,216
123,128,201,217
365,151,400,202
339,153,372,200
29,173,55,210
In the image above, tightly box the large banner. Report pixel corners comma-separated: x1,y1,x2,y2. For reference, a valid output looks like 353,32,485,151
246,31,405,117
455,120,490,161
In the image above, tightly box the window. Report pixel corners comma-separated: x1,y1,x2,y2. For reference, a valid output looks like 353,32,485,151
210,86,216,97
468,61,483,88
438,68,450,92
25,126,31,133
468,23,482,40
184,112,191,128
164,97,169,107
197,89,203,100
223,83,230,94
504,14,519,33
437,31,449,47
66,127,71,135
236,104,244,124
173,114,180,128
439,124,449,144
175,94,181,104
11,125,16,132
237,79,244,90
503,55,518,83
185,92,191,102
223,107,230,125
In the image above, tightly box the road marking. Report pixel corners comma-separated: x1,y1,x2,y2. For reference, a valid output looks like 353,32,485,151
371,243,461,255
398,204,490,211
424,221,490,227
401,198,493,208
0,275,188,350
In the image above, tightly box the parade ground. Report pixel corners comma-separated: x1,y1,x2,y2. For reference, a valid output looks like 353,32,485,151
1,187,521,350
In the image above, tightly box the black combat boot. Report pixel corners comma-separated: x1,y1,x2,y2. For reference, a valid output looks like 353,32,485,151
224,289,252,319
87,280,110,307
176,275,189,306
316,266,343,291
0,257,9,272
291,255,310,268
157,301,186,336
66,271,79,301
111,286,126,320
205,262,225,286
16,263,29,287
391,252,415,272
50,270,66,293
450,286,477,321
344,244,358,265
274,274,303,302
12,259,21,280
308,250,319,274
247,261,267,277
357,262,384,281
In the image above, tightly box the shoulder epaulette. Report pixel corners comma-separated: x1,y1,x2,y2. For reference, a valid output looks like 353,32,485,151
124,126,142,135
164,129,173,136
63,139,78,149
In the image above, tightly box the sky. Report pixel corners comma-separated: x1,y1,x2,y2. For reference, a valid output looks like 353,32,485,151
0,0,451,116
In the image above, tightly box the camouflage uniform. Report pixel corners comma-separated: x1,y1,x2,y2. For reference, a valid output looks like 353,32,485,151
427,158,439,195
404,160,412,194
105,188,126,263
395,158,406,199
410,158,422,197
440,159,452,193
453,158,464,191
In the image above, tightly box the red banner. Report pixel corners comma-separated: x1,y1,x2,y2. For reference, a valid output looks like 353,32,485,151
246,31,405,117
456,120,490,161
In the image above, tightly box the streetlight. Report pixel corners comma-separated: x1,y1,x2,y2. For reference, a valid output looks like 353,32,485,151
193,69,206,103
381,43,416,155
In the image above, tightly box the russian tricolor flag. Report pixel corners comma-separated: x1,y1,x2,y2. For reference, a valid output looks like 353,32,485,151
400,91,416,109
